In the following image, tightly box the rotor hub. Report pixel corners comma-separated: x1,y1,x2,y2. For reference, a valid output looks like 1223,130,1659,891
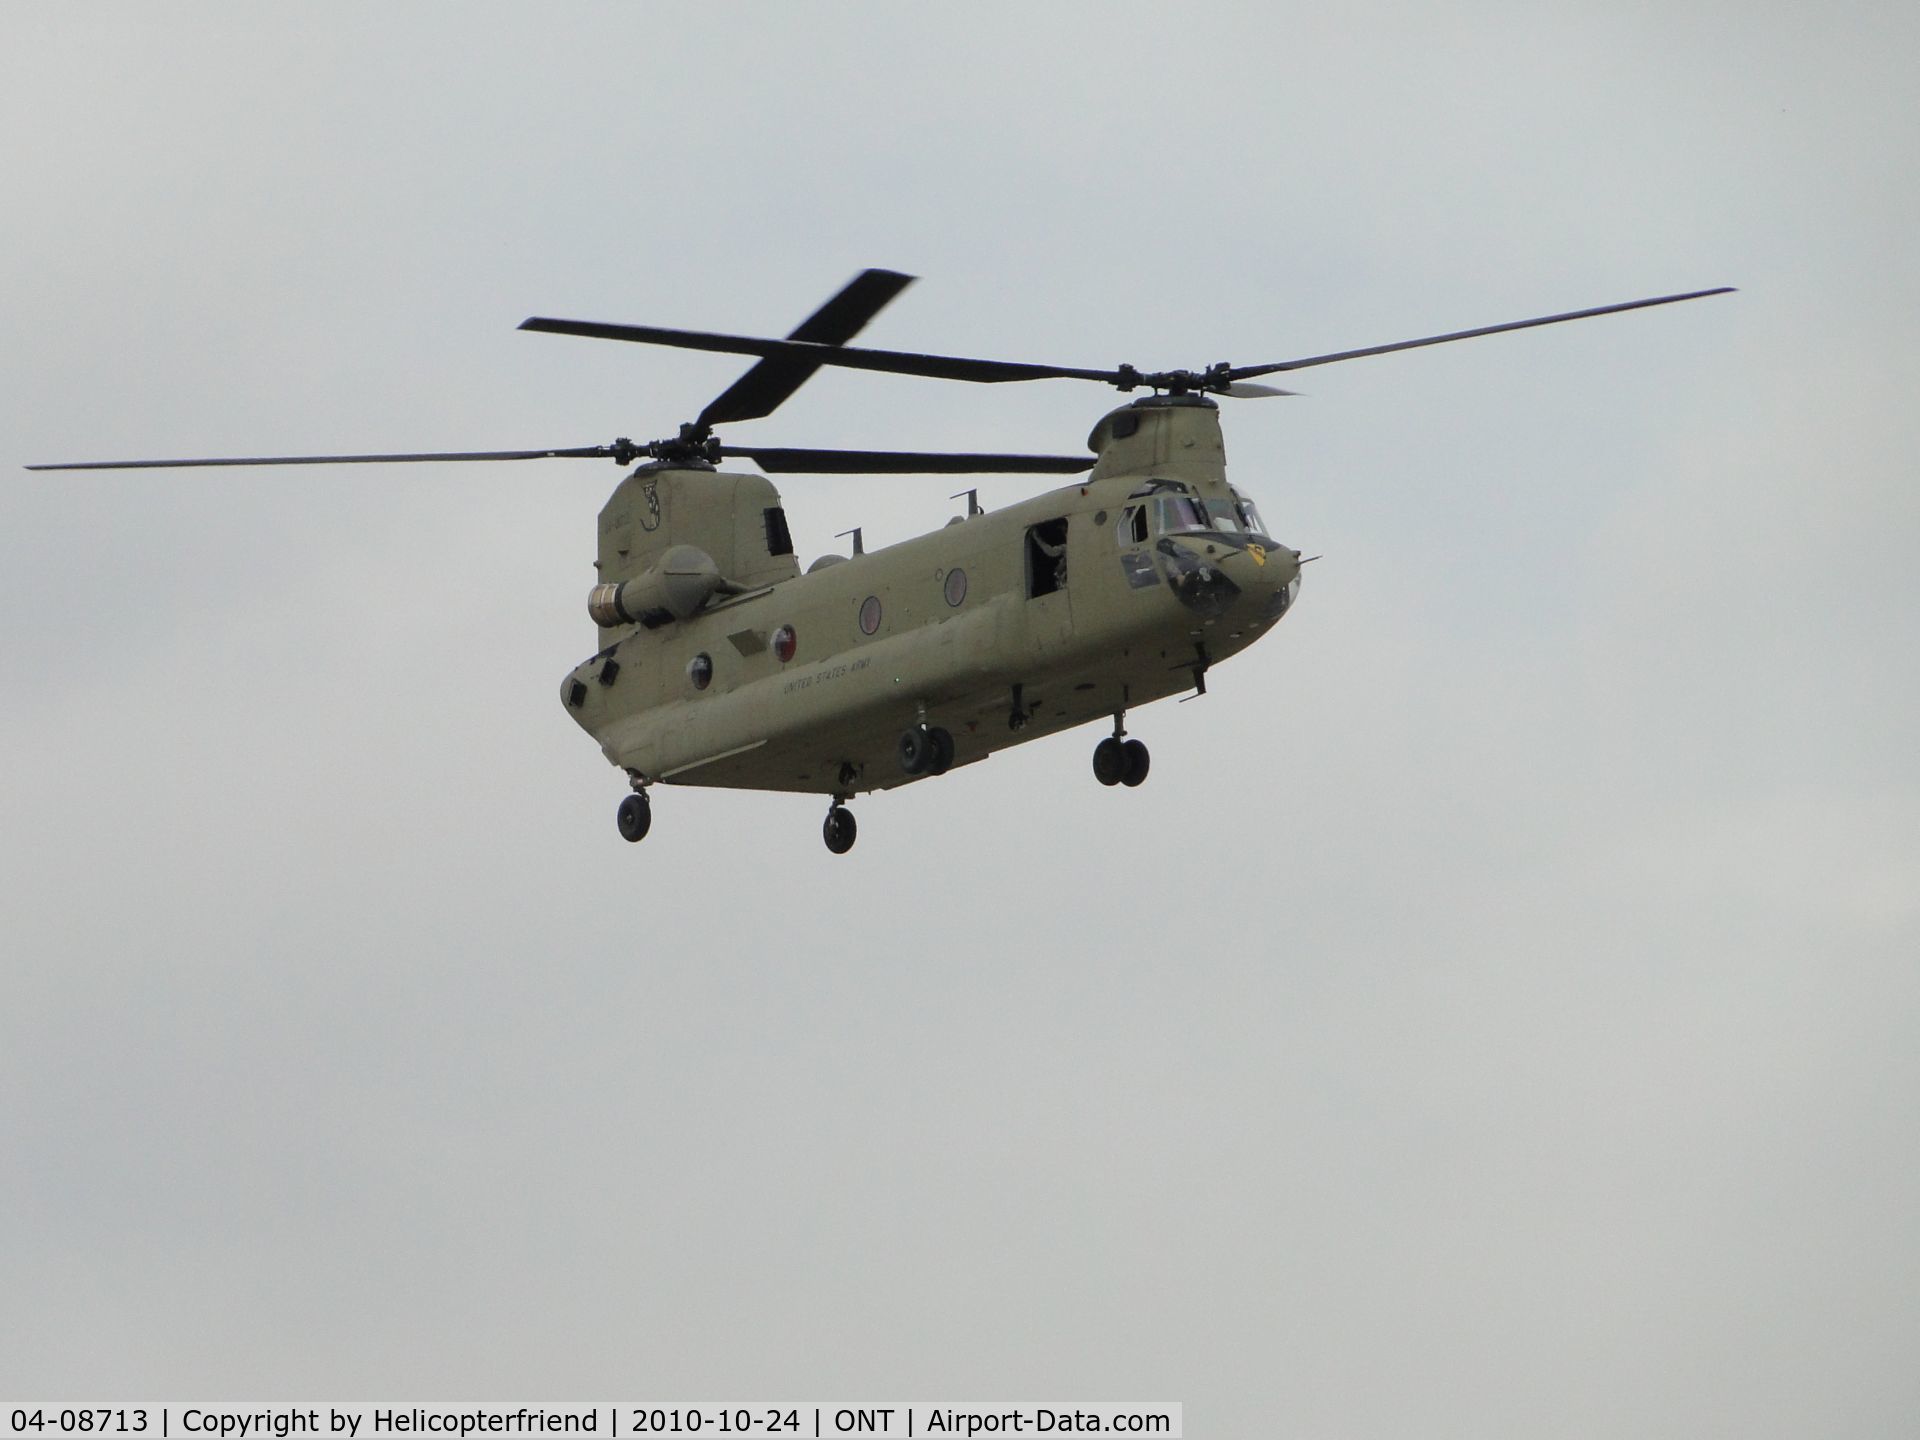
1113,363,1239,397
602,427,725,468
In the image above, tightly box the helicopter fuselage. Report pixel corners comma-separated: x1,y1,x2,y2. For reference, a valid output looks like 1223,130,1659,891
560,395,1300,798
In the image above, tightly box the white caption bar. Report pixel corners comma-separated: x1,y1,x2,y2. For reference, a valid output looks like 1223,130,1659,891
1,1406,1182,1440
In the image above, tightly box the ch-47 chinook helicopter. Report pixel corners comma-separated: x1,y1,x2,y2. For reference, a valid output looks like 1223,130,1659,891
32,270,1731,853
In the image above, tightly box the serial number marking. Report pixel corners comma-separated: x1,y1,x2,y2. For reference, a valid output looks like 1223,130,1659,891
9,1414,149,1435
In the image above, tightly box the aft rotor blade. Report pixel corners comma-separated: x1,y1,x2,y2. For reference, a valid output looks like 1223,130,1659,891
1227,287,1736,380
521,316,1119,387
697,268,917,428
26,445,627,471
718,446,1093,475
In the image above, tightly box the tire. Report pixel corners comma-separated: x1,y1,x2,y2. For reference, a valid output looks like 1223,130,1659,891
616,792,652,842
1092,736,1126,786
823,806,858,854
898,726,932,775
928,726,955,775
1120,738,1151,787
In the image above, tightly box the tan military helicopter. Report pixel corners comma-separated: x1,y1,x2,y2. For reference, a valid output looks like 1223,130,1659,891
33,270,1730,853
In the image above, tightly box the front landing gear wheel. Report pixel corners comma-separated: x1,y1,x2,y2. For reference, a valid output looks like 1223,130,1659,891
616,791,652,843
1092,736,1126,786
1120,738,1151,787
823,804,857,855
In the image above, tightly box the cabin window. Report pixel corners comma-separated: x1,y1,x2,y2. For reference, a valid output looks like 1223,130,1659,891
1026,518,1068,598
944,568,968,606
687,653,713,690
859,595,882,635
764,506,794,556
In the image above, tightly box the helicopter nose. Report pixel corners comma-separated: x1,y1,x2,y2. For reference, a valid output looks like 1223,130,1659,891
1219,540,1301,626
1229,538,1299,591
1249,542,1305,627
1159,536,1299,621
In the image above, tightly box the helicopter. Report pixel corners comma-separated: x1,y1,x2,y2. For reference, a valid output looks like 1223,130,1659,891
31,270,1731,853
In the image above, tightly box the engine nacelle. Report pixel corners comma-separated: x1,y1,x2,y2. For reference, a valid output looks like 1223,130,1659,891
588,544,732,628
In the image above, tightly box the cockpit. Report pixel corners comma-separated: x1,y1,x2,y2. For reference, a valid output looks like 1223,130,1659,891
1112,478,1298,618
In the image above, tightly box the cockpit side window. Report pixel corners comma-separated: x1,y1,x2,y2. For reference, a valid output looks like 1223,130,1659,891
1116,505,1149,546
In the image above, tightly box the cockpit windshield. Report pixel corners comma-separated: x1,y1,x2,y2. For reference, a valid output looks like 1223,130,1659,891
1151,495,1209,535
1135,481,1270,539
1203,498,1244,533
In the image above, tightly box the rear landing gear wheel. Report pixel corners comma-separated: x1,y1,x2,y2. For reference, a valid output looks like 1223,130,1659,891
927,725,955,775
616,791,652,842
823,804,857,855
899,723,954,776
1092,736,1126,786
1120,738,1151,787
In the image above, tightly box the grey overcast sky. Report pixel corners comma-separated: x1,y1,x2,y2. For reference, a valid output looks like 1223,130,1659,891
3,3,1916,1434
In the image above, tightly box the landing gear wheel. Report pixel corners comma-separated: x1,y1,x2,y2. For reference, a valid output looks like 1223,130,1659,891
616,791,652,842
898,726,932,776
823,805,857,855
927,726,955,775
1120,738,1151,787
1092,736,1126,786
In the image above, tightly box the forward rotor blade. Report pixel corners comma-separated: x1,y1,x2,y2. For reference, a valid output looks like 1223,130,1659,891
520,316,1118,387
1219,381,1297,398
1227,287,1736,380
697,268,916,428
27,445,627,471
717,446,1093,475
